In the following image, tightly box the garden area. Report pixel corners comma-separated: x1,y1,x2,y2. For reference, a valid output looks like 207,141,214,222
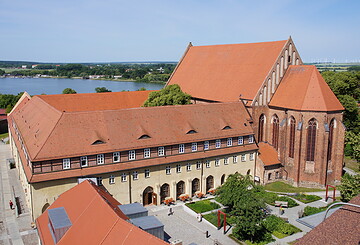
291,193,322,203
264,181,324,193
185,199,220,213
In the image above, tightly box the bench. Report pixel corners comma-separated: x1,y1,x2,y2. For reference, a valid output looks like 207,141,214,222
274,201,288,208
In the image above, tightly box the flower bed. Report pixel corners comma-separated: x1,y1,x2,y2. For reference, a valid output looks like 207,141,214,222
163,197,174,206
179,194,190,202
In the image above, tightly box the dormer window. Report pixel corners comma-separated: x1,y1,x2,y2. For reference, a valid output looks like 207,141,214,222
187,130,197,134
222,126,232,130
139,134,151,139
92,140,105,145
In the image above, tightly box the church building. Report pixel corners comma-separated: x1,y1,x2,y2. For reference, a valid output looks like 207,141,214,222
167,37,345,187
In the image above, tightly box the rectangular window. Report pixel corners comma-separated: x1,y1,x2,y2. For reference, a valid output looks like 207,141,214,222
205,160,210,168
97,154,104,165
250,153,255,161
121,173,127,182
204,141,209,150
233,156,238,163
227,138,233,147
133,171,138,180
176,164,181,173
238,136,244,145
144,148,151,158
241,154,246,162
166,166,171,175
186,163,191,171
97,177,103,186
129,150,136,160
109,175,115,184
80,156,87,167
191,142,197,152
158,146,165,156
215,158,220,167
179,144,185,154
224,157,228,165
63,158,71,169
216,139,221,148
196,161,202,170
249,135,254,143
113,152,120,162
145,169,150,178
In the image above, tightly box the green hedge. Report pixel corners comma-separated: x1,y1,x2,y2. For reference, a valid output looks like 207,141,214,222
263,215,301,238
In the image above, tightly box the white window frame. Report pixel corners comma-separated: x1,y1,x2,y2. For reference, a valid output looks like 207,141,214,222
191,142,198,152
145,169,150,178
129,150,136,160
186,163,191,171
166,166,171,175
233,155,238,163
215,139,221,148
250,153,255,161
80,156,87,167
133,171,138,180
196,161,202,170
113,152,120,162
224,157,229,165
249,135,254,143
158,146,165,156
97,154,104,165
179,144,185,154
238,136,244,145
176,164,181,173
144,148,151,158
204,141,209,150
215,158,220,167
241,154,246,162
227,138,233,147
121,173,127,182
109,175,115,184
63,158,71,169
205,160,210,168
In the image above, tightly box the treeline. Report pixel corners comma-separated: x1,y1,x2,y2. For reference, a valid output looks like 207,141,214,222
322,71,360,162
0,63,176,83
0,93,24,113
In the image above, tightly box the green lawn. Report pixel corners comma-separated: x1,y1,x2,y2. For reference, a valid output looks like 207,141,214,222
185,199,220,213
258,191,299,207
264,215,301,238
303,201,341,217
203,211,236,227
291,194,322,203
0,132,8,140
265,181,324,193
344,156,359,173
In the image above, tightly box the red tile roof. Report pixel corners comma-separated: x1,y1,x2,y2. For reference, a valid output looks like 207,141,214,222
258,142,280,166
37,90,154,112
295,194,360,245
36,180,167,245
269,65,344,112
167,40,287,101
10,99,253,161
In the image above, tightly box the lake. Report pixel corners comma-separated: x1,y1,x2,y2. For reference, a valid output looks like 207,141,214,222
0,77,164,95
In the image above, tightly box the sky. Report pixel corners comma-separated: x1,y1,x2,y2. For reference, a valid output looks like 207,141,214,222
0,0,359,63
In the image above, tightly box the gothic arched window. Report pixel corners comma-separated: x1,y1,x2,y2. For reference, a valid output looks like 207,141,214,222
272,115,279,150
258,114,265,142
328,119,335,161
289,117,296,158
306,119,317,161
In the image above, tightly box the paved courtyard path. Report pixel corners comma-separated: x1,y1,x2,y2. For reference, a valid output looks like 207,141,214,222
0,143,39,245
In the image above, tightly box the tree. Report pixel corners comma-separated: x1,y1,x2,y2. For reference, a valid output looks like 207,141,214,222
339,173,360,202
0,69,5,76
143,84,191,107
345,131,360,163
95,87,112,93
62,88,77,94
216,173,267,242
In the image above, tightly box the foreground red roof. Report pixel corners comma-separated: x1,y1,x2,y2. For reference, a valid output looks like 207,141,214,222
167,40,287,101
258,142,280,166
36,180,167,245
269,65,344,112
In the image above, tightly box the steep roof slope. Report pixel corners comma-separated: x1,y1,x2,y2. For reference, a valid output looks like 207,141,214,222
295,194,360,245
258,142,280,166
36,180,167,245
35,102,253,160
37,90,154,112
167,40,287,101
269,65,344,111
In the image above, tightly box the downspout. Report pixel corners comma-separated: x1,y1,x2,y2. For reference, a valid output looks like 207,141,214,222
30,184,34,221
128,171,132,203
296,115,303,186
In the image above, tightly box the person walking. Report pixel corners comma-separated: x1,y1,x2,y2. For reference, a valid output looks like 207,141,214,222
9,200,14,210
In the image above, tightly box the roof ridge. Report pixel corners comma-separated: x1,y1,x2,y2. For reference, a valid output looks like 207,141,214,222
192,39,287,48
299,66,314,110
